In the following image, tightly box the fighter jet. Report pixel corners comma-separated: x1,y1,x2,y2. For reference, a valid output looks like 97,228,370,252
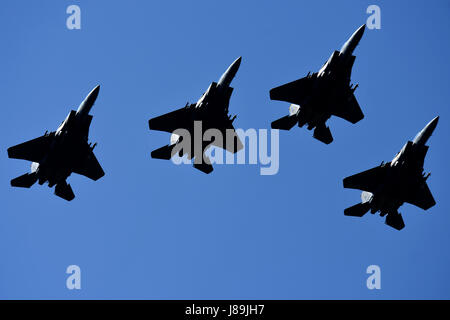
343,116,439,230
8,85,105,201
270,24,366,144
149,57,243,174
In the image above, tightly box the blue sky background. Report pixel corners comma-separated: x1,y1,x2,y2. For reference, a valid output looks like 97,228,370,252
0,0,449,299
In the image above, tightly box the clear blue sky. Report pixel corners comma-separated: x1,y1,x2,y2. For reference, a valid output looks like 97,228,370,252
0,0,449,299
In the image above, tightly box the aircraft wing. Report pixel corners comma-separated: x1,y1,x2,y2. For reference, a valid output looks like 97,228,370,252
7,134,54,163
332,92,364,124
404,181,436,210
269,76,313,106
73,148,105,181
148,107,193,133
343,165,388,193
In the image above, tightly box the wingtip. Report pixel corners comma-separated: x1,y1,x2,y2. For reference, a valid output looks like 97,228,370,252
342,177,350,188
269,88,276,100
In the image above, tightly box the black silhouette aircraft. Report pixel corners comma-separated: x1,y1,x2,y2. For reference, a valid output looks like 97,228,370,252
149,57,243,174
343,116,439,230
270,25,366,144
8,86,104,201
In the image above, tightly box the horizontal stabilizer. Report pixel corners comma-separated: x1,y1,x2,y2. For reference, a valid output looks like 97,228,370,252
193,162,213,174
11,173,38,188
404,181,436,211
271,115,298,130
331,92,364,124
313,125,333,144
73,148,105,181
54,182,75,202
385,213,405,231
151,144,177,160
344,202,371,217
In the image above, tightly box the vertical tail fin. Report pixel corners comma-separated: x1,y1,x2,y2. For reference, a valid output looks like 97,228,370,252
193,162,214,174
313,125,333,144
193,154,213,174
54,181,75,201
385,212,405,231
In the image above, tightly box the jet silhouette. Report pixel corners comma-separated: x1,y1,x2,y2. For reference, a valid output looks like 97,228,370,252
270,25,366,144
343,116,439,230
149,57,243,174
8,86,105,201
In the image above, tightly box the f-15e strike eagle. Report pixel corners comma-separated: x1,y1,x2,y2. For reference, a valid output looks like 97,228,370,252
8,85,105,201
149,57,243,174
343,116,439,230
270,24,366,144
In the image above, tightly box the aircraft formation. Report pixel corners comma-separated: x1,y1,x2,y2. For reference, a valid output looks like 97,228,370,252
7,24,439,231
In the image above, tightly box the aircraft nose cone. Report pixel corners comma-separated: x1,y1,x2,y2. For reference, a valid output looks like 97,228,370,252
217,56,242,87
340,24,366,56
426,116,439,132
88,85,100,100
431,115,439,125
232,56,242,69
356,24,366,36
413,115,439,145
227,57,242,74
76,85,101,116
350,24,366,45
227,56,242,76
85,85,100,105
